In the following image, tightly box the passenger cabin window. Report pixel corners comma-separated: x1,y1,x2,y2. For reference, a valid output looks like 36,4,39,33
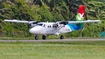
48,26,51,28
48,26,49,28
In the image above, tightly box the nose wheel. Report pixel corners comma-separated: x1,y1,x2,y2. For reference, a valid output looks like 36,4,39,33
35,35,38,40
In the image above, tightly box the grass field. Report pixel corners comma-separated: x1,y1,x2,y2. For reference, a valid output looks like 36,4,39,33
0,41,105,59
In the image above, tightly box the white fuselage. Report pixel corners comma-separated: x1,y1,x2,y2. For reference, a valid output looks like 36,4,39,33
29,22,72,35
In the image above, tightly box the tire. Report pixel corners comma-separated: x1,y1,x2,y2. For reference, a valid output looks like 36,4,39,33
35,35,38,40
42,35,46,40
60,35,64,39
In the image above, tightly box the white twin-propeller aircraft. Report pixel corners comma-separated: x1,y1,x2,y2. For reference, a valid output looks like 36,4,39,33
4,5,100,40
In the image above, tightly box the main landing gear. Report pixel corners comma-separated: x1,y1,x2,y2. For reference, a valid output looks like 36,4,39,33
42,35,46,40
35,35,46,40
60,35,64,39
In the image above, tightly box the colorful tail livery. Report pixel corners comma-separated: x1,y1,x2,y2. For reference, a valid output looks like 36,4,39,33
76,5,85,21
67,5,86,31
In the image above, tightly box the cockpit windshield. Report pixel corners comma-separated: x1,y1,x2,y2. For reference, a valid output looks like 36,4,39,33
36,23,43,26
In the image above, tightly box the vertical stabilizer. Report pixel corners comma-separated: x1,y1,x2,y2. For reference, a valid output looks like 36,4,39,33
76,5,85,21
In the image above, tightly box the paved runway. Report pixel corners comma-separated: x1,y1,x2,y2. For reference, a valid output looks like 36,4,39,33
0,39,105,43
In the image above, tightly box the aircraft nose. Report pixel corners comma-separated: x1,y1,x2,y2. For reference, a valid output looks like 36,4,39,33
29,27,39,34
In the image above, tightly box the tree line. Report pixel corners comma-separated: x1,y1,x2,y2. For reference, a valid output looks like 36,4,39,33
0,0,105,38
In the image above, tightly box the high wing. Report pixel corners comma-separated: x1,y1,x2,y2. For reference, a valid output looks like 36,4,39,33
4,19,100,24
4,19,36,23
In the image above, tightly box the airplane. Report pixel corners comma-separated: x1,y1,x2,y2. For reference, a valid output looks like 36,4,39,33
4,5,100,40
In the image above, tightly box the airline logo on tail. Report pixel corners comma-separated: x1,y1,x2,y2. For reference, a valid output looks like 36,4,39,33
76,5,85,21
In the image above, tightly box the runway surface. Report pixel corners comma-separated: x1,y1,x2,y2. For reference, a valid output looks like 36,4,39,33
0,39,105,43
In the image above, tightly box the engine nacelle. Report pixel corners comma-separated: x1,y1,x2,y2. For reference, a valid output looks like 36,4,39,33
28,22,38,27
59,21,68,25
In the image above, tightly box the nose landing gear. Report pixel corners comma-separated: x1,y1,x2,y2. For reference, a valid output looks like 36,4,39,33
35,35,38,40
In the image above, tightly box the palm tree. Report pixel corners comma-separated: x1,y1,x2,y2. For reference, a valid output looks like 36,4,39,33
87,1,105,20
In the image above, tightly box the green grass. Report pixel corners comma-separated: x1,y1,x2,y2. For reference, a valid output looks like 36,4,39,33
0,41,105,59
0,37,33,40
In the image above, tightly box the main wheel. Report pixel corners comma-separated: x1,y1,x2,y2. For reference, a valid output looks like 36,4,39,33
42,35,46,40
35,35,38,40
60,35,64,39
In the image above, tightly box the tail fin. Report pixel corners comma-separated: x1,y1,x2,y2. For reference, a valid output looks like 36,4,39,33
76,5,85,21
